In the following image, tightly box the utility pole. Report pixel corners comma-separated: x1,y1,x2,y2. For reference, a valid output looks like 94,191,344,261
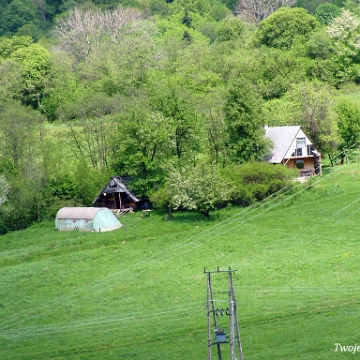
205,267,243,360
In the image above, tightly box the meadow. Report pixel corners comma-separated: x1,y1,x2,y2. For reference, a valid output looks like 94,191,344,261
1,161,360,359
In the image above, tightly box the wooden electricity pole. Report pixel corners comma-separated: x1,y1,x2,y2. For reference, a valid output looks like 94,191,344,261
205,267,243,360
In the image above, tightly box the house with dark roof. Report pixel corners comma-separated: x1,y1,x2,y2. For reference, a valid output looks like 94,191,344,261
92,176,150,211
264,125,322,176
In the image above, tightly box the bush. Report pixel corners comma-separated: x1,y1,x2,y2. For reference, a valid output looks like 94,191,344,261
256,7,319,49
221,162,296,206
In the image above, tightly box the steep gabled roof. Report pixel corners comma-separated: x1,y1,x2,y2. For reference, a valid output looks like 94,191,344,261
92,176,141,205
265,126,302,163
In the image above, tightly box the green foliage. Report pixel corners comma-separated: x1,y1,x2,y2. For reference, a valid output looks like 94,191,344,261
150,0,169,15
0,59,24,102
164,162,230,216
0,0,360,233
112,100,171,196
263,97,294,126
216,16,247,41
221,162,296,205
0,35,33,59
41,51,85,121
197,88,227,164
209,1,230,21
335,99,360,147
248,47,313,99
16,23,43,41
307,30,334,60
327,10,360,84
10,43,51,108
45,174,78,201
224,78,270,163
0,0,39,34
343,0,360,15
0,37,51,108
169,0,213,17
0,101,44,168
0,171,39,233
297,0,344,14
73,163,110,206
256,7,320,49
314,2,342,25
149,187,169,209
149,85,202,161
285,82,338,152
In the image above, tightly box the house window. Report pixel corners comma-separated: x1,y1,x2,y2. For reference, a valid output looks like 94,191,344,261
296,138,306,148
296,159,304,169
295,137,306,157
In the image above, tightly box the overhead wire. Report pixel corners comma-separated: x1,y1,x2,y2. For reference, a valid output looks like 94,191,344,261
0,175,308,330
1,143,360,341
0,150,357,330
0,301,203,339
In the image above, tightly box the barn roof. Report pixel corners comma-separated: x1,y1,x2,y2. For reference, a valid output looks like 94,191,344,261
92,176,141,205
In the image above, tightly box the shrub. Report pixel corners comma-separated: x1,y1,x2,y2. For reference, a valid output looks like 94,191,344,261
221,162,296,206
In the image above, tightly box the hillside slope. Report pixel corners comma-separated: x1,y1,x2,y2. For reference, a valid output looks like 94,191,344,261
1,163,360,359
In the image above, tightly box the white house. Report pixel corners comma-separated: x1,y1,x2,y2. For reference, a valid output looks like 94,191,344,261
264,125,322,176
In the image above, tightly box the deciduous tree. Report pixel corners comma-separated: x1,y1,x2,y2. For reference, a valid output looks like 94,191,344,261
112,94,178,196
0,175,10,207
314,3,342,25
149,86,201,162
54,6,146,63
0,101,44,169
255,7,319,49
10,43,51,108
287,82,337,152
336,99,360,149
165,162,230,217
1,0,39,34
224,78,270,163
327,10,360,83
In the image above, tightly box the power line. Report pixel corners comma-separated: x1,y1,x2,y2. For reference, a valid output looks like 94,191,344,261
1,146,359,336
0,161,356,330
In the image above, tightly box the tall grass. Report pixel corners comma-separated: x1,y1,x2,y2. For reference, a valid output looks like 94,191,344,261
1,163,360,359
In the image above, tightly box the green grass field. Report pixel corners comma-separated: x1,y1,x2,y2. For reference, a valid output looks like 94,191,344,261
1,162,360,359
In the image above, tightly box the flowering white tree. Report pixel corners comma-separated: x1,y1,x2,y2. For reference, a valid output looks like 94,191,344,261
327,10,360,83
166,163,230,217
0,175,10,207
327,10,360,55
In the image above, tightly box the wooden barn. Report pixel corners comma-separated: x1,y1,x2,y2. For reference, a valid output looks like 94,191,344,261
92,176,150,212
265,126,322,177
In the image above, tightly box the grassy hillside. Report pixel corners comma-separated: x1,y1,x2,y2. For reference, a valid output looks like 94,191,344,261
1,162,360,359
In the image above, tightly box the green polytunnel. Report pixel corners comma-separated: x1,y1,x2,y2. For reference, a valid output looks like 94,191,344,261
55,207,122,232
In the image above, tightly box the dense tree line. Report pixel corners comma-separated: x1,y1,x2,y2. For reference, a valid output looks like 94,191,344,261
1,0,360,232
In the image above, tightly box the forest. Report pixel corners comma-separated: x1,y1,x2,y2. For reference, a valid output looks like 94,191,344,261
1,0,360,233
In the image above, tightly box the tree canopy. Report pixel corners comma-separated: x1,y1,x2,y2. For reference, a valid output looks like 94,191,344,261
0,0,359,231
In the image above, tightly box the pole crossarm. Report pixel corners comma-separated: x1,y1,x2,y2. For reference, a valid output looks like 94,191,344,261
204,266,237,274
